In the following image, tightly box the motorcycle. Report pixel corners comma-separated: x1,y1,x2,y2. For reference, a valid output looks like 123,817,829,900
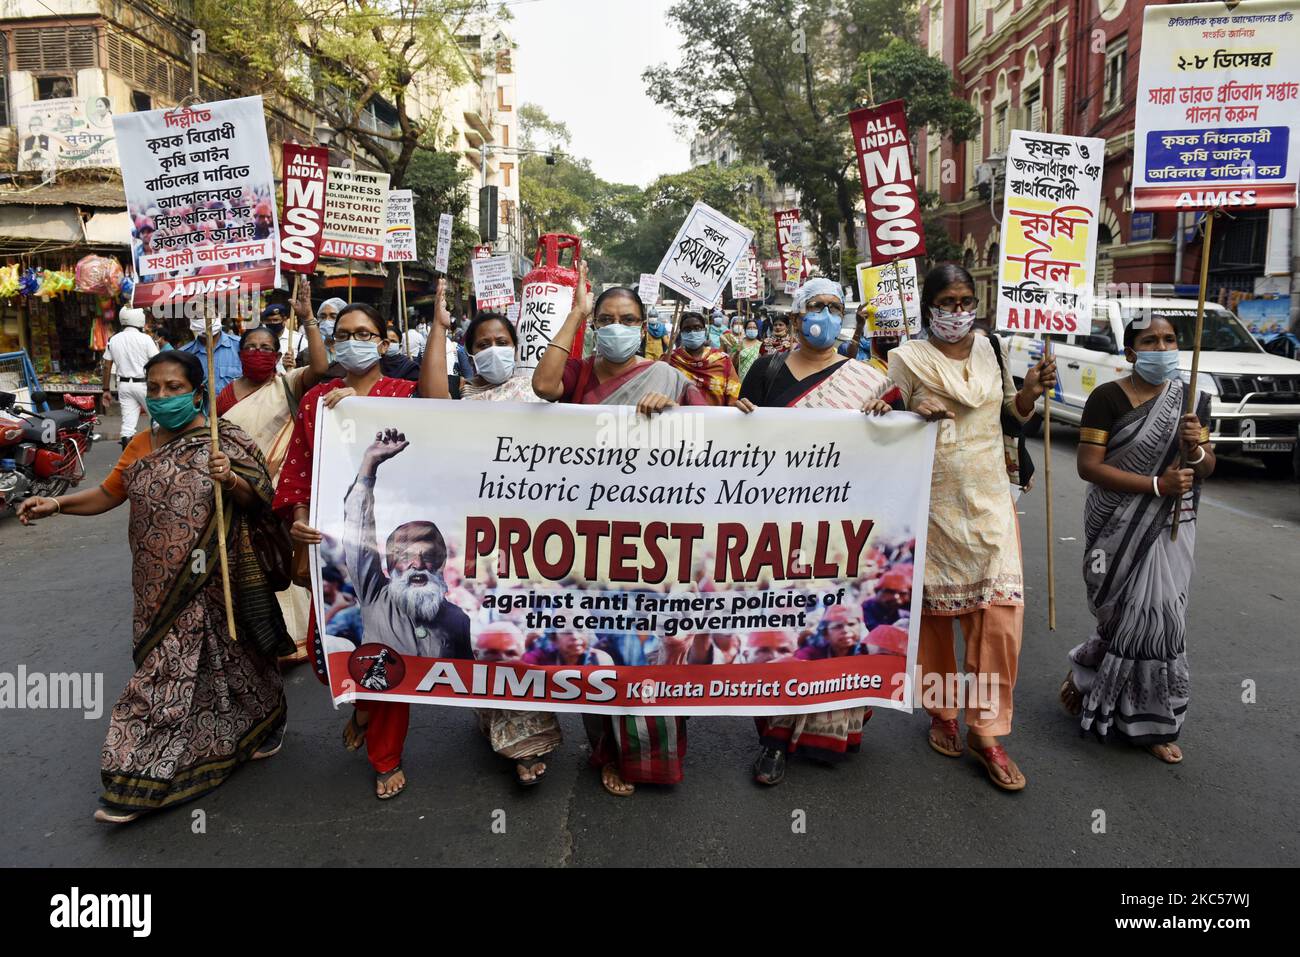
0,390,99,513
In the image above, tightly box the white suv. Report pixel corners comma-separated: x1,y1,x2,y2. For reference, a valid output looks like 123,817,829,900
1000,298,1300,476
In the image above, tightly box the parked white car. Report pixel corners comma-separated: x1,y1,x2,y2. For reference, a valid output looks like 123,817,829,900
1000,297,1300,476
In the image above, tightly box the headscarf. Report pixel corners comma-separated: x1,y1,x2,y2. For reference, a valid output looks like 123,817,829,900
119,306,147,329
317,297,347,318
791,277,843,314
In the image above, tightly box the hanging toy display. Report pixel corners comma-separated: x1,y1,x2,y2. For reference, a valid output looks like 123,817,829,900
91,296,114,352
74,255,125,297
18,267,41,297
119,275,135,303
0,264,19,299
37,268,75,299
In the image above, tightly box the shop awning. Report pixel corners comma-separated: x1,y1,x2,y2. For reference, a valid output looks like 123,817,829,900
0,180,128,247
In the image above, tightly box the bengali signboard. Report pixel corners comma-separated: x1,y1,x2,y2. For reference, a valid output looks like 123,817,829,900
435,212,454,273
996,131,1105,335
16,97,118,172
472,254,516,310
382,189,417,262
1133,0,1300,211
309,399,937,715
114,96,278,309
849,99,926,264
774,208,804,293
321,167,390,261
279,144,329,274
655,202,754,304
855,260,921,337
638,273,660,307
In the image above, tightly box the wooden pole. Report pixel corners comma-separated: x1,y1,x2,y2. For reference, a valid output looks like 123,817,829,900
205,309,238,642
347,259,353,300
397,262,408,342
1171,211,1215,541
1043,335,1056,631
891,258,911,341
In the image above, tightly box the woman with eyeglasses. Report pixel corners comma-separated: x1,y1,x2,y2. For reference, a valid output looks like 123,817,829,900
215,282,330,664
667,311,742,406
531,262,702,797
888,263,1056,792
272,284,449,801
532,261,706,412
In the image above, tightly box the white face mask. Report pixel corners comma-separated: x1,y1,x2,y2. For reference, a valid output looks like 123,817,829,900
473,345,516,384
929,309,977,343
189,315,223,335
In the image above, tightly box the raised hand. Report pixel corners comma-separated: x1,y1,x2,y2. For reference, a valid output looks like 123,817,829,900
361,428,409,476
293,278,312,320
570,259,594,320
435,277,452,332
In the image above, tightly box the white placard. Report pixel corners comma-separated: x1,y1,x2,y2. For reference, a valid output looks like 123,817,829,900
654,201,755,304
435,212,454,273
472,255,516,309
382,189,417,262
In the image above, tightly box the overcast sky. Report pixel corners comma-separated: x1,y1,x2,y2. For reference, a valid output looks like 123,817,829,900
507,0,693,187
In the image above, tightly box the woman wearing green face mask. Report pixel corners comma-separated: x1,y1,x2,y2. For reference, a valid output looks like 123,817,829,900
1063,315,1214,765
17,350,289,824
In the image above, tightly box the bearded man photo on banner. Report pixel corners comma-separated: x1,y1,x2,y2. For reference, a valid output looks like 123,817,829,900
341,429,472,659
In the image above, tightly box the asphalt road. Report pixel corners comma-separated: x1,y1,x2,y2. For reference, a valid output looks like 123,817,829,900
2,411,1297,867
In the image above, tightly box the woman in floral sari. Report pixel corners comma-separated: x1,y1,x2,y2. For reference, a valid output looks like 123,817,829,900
667,311,742,406
218,280,330,663
736,277,898,785
730,316,763,380
1061,315,1214,763
533,263,703,796
760,315,795,356
18,350,289,823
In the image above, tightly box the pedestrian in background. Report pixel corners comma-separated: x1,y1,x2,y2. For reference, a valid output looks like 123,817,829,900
101,306,158,448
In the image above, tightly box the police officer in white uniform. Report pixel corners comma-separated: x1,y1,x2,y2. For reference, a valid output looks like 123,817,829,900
102,307,159,447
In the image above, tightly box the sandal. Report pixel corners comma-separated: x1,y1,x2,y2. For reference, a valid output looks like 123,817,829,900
752,746,786,786
1148,743,1184,764
376,766,406,800
927,716,963,757
600,763,634,797
342,709,369,752
516,758,547,787
966,732,1026,792
252,722,287,761
94,807,141,825
1059,673,1083,717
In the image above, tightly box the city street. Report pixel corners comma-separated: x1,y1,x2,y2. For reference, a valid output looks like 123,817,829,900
1,410,1296,868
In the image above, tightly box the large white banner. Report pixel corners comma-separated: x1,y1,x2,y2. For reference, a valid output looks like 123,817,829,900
17,96,118,172
114,96,278,310
320,167,390,261
310,400,937,715
996,130,1105,335
1133,0,1300,211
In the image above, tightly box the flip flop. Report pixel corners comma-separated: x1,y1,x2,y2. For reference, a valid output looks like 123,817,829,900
1147,743,1184,764
376,766,406,800
927,716,963,757
966,732,1026,792
516,758,547,787
342,710,368,752
94,808,141,825
601,763,634,797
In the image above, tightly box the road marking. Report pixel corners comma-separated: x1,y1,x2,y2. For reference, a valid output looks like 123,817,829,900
1199,494,1297,529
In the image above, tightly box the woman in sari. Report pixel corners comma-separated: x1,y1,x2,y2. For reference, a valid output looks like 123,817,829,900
888,263,1054,792
532,263,702,796
760,315,795,356
18,350,289,823
730,316,763,380
1061,315,1213,763
736,277,896,785
218,281,330,663
666,311,742,406
276,292,445,800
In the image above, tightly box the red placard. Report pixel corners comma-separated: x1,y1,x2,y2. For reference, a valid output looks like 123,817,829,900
279,144,329,274
849,99,926,265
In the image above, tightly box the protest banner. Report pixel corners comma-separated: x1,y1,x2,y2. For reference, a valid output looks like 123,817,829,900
472,255,516,310
638,273,660,307
382,189,417,262
435,212,454,273
655,201,754,304
473,244,493,260
278,144,328,274
855,259,921,337
731,254,755,299
320,166,389,261
114,96,278,310
17,97,118,173
774,208,804,294
1132,0,1300,212
995,130,1105,336
849,99,926,264
309,400,936,715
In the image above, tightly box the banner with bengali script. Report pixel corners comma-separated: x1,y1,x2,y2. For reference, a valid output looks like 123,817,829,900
1133,0,1300,211
309,399,937,715
114,96,278,309
996,130,1105,336
855,259,921,337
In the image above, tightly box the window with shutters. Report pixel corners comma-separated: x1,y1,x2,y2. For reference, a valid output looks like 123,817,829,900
966,94,982,191
0,34,8,126
1053,60,1067,133
928,3,943,55
928,139,942,195
1024,82,1041,132
968,0,984,42
1103,37,1128,116
13,26,98,74
994,102,1008,154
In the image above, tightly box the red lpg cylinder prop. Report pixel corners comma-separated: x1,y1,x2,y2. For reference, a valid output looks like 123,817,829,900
517,233,587,370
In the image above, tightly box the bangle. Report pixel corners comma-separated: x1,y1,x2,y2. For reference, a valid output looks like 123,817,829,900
51,497,61,514
1188,445,1207,465
302,319,319,328
1152,475,1161,496
221,473,238,491
548,343,571,355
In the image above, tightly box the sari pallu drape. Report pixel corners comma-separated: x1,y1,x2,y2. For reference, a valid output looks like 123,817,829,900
102,422,286,812
1069,381,1210,745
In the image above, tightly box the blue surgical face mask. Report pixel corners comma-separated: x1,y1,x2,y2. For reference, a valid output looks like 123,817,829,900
801,308,843,349
648,321,667,338
596,324,642,363
745,328,759,340
334,339,381,374
1133,348,1180,384
712,314,727,327
681,330,707,350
